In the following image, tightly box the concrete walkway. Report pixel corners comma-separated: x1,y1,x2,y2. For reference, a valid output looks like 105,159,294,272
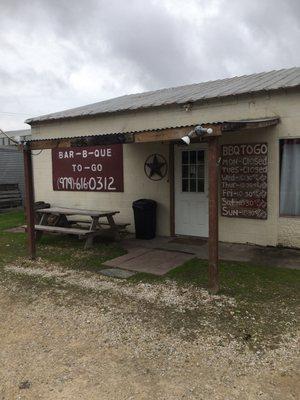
103,247,193,275
119,236,300,271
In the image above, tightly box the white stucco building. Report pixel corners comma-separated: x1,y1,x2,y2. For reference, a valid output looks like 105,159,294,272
25,68,300,248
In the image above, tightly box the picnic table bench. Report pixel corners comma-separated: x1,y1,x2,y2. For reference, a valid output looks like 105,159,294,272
27,207,129,249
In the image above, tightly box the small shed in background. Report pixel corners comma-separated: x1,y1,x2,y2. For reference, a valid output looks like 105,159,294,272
0,129,31,208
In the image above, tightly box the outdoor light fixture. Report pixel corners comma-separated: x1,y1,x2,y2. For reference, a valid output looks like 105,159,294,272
195,125,213,136
181,129,194,145
181,125,213,145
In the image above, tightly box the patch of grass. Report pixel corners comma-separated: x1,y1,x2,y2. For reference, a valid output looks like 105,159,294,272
131,258,300,349
0,209,25,230
0,211,27,266
0,210,125,272
166,258,300,300
130,257,300,303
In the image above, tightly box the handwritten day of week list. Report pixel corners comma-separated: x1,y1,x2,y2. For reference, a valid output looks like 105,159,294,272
221,143,268,219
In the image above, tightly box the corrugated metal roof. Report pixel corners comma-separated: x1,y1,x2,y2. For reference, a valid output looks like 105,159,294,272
3,129,31,137
26,67,300,125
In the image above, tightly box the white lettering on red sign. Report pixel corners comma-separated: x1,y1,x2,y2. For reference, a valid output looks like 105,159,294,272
52,144,123,192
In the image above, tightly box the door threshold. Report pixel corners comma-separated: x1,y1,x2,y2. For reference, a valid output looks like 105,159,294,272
170,235,208,247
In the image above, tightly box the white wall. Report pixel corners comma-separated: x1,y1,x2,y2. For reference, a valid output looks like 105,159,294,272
33,142,170,236
31,89,300,247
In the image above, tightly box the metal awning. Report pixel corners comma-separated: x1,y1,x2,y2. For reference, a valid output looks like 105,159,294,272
25,117,279,150
221,117,280,131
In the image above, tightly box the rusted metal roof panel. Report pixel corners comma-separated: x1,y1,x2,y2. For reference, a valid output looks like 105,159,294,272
25,68,299,125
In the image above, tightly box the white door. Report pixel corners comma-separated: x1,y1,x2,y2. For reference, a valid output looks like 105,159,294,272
174,144,208,237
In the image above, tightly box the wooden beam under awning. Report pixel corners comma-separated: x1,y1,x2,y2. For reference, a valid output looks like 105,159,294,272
222,117,280,132
134,117,279,143
27,132,134,150
135,124,222,143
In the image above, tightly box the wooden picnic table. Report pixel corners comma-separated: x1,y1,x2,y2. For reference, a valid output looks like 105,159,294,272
34,207,128,249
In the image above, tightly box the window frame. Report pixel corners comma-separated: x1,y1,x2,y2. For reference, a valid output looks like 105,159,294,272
279,137,300,218
181,148,206,194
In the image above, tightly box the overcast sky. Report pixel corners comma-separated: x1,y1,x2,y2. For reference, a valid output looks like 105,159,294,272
1,0,300,130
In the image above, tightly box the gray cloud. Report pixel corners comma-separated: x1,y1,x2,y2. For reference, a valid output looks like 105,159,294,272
0,0,299,130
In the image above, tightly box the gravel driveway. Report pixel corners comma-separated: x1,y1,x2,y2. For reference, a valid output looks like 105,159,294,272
0,260,299,400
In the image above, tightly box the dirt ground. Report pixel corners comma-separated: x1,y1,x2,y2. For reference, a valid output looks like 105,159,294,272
0,261,299,400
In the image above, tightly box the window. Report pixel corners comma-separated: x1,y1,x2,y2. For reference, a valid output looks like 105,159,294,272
181,150,205,192
280,139,300,216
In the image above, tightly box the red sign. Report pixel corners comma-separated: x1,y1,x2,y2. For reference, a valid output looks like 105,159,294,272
52,144,124,192
221,143,268,219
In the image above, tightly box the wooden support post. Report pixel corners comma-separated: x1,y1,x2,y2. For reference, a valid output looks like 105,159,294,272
169,142,175,236
208,136,219,293
23,144,36,259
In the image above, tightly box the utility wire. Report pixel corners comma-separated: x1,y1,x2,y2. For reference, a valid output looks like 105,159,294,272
0,128,20,145
0,127,43,155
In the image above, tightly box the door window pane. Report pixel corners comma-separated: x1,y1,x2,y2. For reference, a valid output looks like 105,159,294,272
190,151,196,163
197,165,204,179
189,165,197,179
182,165,188,178
182,151,189,164
197,150,204,163
197,179,204,192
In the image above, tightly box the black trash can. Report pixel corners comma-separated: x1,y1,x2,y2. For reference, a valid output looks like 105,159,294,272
132,199,157,239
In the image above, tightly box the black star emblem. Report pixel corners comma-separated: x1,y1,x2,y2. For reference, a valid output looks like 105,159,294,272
145,154,167,180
